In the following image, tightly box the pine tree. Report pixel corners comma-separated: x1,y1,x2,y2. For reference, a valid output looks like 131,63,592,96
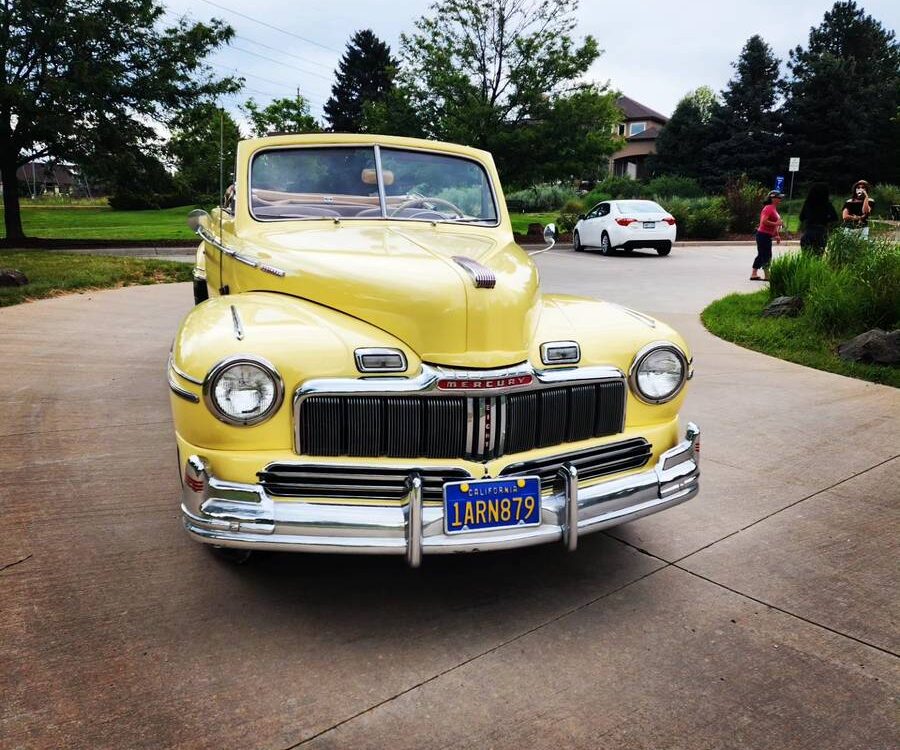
324,30,396,133
782,1,900,187
706,35,783,188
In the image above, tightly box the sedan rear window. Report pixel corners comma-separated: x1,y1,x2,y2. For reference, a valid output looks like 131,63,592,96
615,200,667,214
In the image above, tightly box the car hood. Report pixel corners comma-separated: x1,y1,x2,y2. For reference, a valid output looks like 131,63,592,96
231,222,541,368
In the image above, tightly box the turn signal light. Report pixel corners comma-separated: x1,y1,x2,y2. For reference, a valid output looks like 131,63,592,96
615,218,636,226
663,217,676,225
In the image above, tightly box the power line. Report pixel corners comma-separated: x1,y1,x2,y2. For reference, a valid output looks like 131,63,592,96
235,33,334,71
208,61,325,101
229,44,333,82
196,0,343,53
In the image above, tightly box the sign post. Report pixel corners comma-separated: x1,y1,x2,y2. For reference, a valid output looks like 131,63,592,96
788,157,800,201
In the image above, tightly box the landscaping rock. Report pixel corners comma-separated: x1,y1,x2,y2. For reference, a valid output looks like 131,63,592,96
0,268,28,287
761,296,803,318
837,329,900,365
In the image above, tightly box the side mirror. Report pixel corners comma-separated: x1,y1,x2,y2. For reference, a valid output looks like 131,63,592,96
578,214,586,221
187,209,210,233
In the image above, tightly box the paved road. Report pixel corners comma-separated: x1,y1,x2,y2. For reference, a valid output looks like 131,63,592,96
1,245,898,749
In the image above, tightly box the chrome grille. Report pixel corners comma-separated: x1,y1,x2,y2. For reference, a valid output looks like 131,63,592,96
297,380,626,459
258,465,473,502
499,438,652,494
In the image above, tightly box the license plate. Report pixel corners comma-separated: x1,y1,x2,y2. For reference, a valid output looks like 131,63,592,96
643,221,655,228
444,476,541,534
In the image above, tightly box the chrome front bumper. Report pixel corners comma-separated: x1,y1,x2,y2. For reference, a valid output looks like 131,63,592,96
181,424,700,567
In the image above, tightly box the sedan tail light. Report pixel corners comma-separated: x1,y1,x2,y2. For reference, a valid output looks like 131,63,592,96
663,217,676,225
615,218,637,226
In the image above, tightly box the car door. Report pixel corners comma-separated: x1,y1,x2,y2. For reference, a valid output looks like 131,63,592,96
580,203,604,245
587,202,611,245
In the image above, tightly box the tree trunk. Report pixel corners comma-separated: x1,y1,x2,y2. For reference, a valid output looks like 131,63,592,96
1,156,24,241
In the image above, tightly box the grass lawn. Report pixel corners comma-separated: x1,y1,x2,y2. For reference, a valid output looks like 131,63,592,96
2,205,196,241
0,251,192,307
509,212,558,235
702,289,899,388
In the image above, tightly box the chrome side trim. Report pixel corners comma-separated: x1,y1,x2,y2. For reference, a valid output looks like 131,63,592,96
169,355,204,385
230,305,244,341
452,256,497,289
194,225,286,278
203,355,285,427
167,369,200,403
628,341,689,405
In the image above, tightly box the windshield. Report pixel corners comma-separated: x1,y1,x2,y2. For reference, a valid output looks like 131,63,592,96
249,146,498,224
615,200,667,214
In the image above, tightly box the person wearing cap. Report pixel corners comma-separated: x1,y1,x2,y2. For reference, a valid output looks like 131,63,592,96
751,190,784,281
842,179,873,238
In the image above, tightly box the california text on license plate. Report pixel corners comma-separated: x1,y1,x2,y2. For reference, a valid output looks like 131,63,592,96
444,476,541,534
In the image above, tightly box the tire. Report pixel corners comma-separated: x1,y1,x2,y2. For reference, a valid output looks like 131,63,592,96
600,232,611,255
573,230,584,252
656,242,672,257
193,278,209,305
208,545,253,564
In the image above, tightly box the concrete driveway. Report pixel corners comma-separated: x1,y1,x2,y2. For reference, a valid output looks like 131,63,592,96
1,244,897,749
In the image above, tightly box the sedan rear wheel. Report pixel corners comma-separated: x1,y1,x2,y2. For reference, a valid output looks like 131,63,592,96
657,241,672,257
600,232,611,255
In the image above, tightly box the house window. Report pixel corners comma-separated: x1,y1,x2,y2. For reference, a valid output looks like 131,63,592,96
629,122,646,136
617,123,626,136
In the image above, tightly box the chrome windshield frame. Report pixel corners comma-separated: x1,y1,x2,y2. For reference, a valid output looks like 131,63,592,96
246,143,501,227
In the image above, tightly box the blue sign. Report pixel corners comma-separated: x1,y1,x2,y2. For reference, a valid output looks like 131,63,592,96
775,175,785,192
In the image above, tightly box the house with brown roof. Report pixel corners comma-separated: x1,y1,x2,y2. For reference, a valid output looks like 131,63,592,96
609,96,669,180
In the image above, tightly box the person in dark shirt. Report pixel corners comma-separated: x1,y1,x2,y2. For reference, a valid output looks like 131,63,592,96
799,182,838,254
842,179,873,238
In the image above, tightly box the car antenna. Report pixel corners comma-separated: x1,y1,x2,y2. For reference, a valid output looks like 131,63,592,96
218,106,227,295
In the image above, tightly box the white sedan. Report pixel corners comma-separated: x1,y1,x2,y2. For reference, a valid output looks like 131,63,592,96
573,199,677,256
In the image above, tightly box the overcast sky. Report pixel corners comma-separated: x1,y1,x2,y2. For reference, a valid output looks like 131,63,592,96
164,0,899,125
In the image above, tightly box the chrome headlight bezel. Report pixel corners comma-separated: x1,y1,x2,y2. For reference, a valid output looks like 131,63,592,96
203,355,284,426
628,342,688,405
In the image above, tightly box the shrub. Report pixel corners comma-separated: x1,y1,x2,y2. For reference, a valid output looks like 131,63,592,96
663,197,691,239
581,189,611,207
108,191,160,211
768,252,830,299
646,175,703,199
505,184,576,212
595,176,645,199
724,175,767,234
555,199,585,234
806,268,868,334
869,183,900,218
685,198,729,239
825,229,869,268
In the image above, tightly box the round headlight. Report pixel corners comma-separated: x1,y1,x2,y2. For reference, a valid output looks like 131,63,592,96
204,357,284,425
630,344,687,404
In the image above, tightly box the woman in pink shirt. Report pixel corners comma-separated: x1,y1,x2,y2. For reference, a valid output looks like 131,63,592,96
751,190,784,281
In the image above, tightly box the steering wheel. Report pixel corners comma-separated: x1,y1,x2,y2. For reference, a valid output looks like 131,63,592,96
389,196,465,218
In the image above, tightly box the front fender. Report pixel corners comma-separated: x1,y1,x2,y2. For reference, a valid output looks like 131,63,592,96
169,292,420,451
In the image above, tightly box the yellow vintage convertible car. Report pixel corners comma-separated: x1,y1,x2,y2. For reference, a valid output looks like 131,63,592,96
169,133,699,566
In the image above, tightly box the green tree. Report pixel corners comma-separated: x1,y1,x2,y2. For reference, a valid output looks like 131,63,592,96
706,35,783,188
324,30,396,133
169,104,242,198
0,0,236,241
650,86,719,183
782,1,900,187
377,0,618,184
242,96,321,137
